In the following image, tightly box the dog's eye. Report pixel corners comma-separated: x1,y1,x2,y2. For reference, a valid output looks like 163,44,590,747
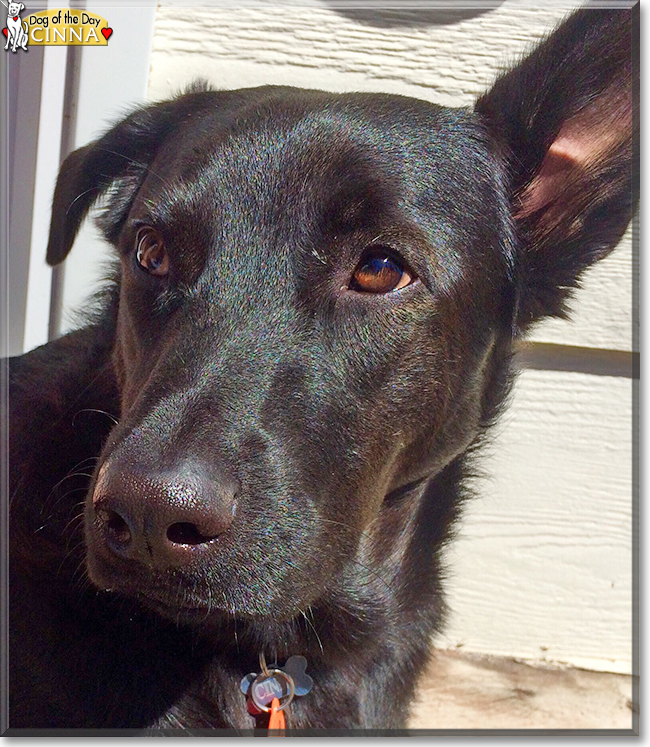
136,228,169,277
350,249,414,294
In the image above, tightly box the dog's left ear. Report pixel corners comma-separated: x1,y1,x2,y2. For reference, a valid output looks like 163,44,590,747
476,7,638,332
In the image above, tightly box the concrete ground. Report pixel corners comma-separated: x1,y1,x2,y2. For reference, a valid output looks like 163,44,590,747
407,649,635,731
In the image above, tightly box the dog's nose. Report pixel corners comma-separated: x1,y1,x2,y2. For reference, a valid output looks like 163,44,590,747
91,460,237,568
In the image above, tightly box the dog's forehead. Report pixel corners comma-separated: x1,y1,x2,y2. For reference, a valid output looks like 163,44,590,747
126,89,507,288
145,90,492,208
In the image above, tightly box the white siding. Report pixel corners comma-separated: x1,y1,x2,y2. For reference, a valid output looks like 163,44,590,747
440,369,633,674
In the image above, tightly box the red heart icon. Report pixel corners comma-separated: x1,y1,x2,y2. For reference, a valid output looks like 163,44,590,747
101,27,112,40
13,16,17,20
2,28,7,37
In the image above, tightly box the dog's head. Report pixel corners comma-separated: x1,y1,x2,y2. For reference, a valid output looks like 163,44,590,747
46,9,635,624
8,2,24,17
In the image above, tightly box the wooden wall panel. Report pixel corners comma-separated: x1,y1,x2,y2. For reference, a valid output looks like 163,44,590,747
439,369,632,673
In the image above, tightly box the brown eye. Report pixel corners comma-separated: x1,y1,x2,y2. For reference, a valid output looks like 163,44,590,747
136,227,169,277
350,249,414,293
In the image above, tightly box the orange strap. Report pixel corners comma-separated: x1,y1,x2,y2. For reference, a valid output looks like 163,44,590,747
268,697,286,734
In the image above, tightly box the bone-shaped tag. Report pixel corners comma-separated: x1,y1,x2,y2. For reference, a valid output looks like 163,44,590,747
281,655,313,697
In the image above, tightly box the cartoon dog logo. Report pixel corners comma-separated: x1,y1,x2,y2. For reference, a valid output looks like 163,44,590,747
3,0,29,53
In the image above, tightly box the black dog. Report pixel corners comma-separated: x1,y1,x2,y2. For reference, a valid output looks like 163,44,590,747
7,7,636,732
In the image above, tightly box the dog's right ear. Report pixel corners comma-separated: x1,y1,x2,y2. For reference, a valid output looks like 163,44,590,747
46,85,214,266
475,7,638,332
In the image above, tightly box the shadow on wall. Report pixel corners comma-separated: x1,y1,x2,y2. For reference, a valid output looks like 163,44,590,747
322,4,505,28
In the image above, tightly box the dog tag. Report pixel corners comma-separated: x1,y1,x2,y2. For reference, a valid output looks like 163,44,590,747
240,654,313,713
250,669,294,712
281,656,313,697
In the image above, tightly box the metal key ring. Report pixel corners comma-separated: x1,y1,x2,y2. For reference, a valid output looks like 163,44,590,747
250,668,296,713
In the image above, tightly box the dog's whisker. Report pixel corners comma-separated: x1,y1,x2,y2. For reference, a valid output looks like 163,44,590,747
65,187,101,216
311,248,327,265
348,558,395,595
38,488,90,531
95,148,176,191
56,537,86,580
45,464,97,499
73,408,119,426
42,472,95,516
231,606,240,654
300,608,324,656
61,505,87,537
69,553,91,589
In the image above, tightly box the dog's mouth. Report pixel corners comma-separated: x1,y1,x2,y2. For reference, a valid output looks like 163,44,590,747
91,558,233,622
95,570,319,628
85,508,354,626
134,591,225,623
